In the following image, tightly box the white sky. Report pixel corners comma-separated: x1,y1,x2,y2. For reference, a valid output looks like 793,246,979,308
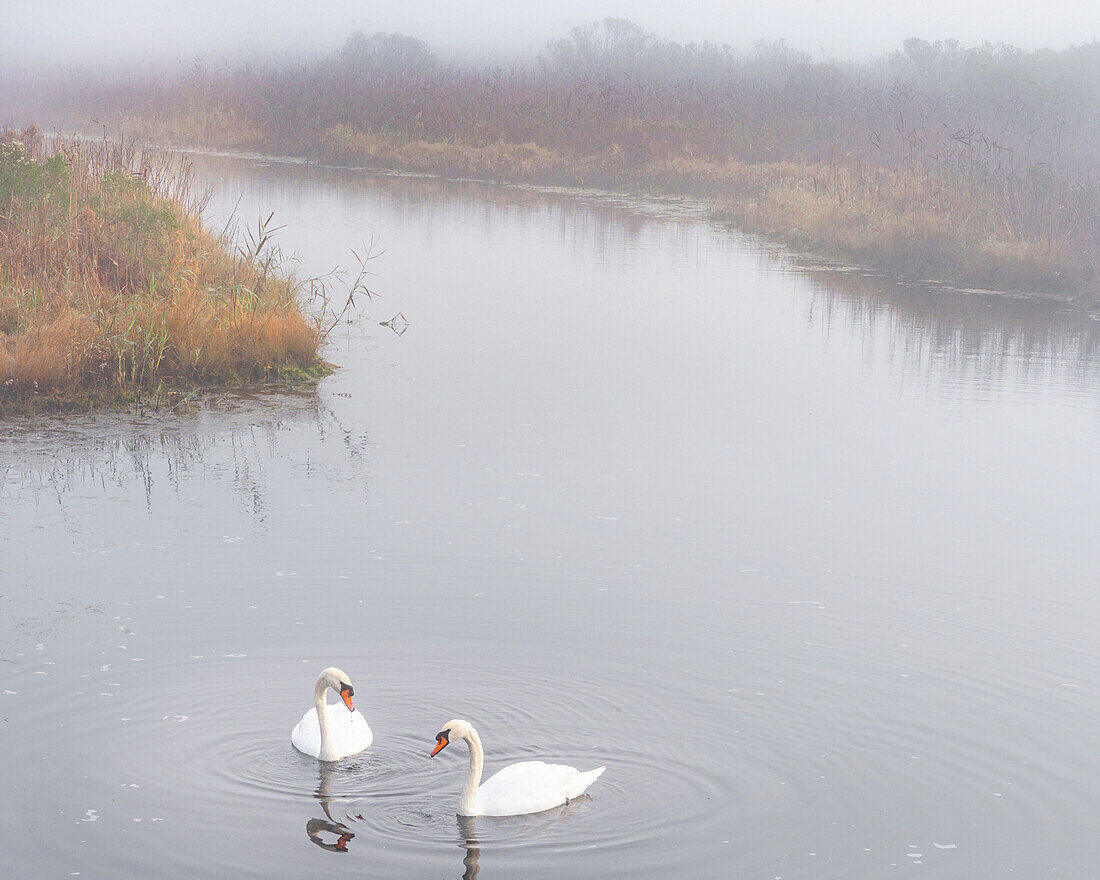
4,0,1100,70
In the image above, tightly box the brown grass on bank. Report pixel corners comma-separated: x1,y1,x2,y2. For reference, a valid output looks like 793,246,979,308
713,162,1095,294
103,90,1100,299
13,24,1100,298
223,110,1100,295
0,127,325,413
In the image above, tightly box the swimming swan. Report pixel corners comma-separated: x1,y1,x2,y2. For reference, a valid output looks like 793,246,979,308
431,718,605,816
292,667,373,761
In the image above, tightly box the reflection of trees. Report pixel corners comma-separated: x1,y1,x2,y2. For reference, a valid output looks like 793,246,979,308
191,151,705,267
189,151,1100,407
198,154,1100,375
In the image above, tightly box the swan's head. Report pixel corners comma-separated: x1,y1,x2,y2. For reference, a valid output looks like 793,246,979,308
431,718,473,757
320,666,356,713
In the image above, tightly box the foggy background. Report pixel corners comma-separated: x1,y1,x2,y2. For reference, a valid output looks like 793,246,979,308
5,0,1100,71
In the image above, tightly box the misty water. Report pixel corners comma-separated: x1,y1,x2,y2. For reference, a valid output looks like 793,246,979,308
2,154,1099,879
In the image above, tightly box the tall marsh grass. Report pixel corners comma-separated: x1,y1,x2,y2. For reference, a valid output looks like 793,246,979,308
0,127,324,412
9,21,1100,297
714,157,1098,293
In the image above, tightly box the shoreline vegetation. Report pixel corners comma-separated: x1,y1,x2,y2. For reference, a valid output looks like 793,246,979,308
0,128,335,415
7,20,1100,303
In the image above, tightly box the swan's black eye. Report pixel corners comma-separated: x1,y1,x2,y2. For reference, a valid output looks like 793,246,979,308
436,729,450,742
340,683,354,697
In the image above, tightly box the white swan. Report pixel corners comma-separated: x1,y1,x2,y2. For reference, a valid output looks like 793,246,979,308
431,718,605,816
291,667,373,761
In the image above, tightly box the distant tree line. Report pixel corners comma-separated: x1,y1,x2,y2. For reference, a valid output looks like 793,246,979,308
7,19,1100,293
21,19,1100,177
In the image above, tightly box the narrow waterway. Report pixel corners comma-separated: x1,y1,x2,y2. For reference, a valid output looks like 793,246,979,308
1,154,1098,879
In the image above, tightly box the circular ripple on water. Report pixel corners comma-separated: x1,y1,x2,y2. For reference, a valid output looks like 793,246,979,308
40,649,754,873
276,734,734,867
281,681,739,863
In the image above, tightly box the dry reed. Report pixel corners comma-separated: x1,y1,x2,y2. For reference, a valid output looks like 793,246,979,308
0,127,325,413
8,22,1100,298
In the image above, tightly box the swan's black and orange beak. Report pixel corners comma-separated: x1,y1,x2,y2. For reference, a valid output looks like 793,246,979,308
431,731,449,757
339,683,355,713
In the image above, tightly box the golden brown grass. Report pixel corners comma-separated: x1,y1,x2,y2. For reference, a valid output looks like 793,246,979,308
117,107,267,154
10,27,1100,301
319,125,1095,294
99,106,1098,299
714,164,1090,294
0,127,325,413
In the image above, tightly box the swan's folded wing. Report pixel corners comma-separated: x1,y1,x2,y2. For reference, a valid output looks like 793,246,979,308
291,707,322,757
476,761,602,816
291,705,372,760
328,707,374,757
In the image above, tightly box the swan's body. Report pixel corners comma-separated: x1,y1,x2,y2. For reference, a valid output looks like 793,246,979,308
471,760,606,816
292,667,373,761
431,719,605,816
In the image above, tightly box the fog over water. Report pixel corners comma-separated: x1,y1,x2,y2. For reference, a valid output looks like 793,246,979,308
3,0,1100,876
2,154,1099,879
6,0,1100,71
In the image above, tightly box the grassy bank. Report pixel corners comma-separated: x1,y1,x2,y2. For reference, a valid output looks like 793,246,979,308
713,162,1095,296
0,127,327,414
9,22,1100,300
114,113,1098,298
300,128,1098,296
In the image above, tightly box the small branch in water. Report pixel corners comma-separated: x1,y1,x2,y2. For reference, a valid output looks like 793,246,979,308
379,312,409,335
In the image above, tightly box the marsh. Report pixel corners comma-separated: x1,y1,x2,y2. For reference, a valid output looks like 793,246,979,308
1,154,1098,878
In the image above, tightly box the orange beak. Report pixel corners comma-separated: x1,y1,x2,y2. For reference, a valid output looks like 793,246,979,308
340,690,355,712
431,736,449,757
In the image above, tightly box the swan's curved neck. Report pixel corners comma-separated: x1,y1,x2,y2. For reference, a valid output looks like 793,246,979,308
314,678,335,761
459,728,484,814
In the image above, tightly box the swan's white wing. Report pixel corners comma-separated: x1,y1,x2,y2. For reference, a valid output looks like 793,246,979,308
291,707,323,757
291,704,373,760
327,707,373,758
472,761,605,816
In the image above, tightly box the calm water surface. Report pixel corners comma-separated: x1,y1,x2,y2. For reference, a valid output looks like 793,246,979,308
2,156,1099,879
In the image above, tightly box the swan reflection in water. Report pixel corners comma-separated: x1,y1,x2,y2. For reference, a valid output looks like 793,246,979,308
456,795,593,879
458,815,481,879
305,765,363,854
306,816,354,853
304,769,592,867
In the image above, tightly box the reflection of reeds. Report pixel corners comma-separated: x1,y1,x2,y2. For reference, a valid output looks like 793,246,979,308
796,262,1100,391
8,23,1100,297
0,386,372,517
0,127,326,413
